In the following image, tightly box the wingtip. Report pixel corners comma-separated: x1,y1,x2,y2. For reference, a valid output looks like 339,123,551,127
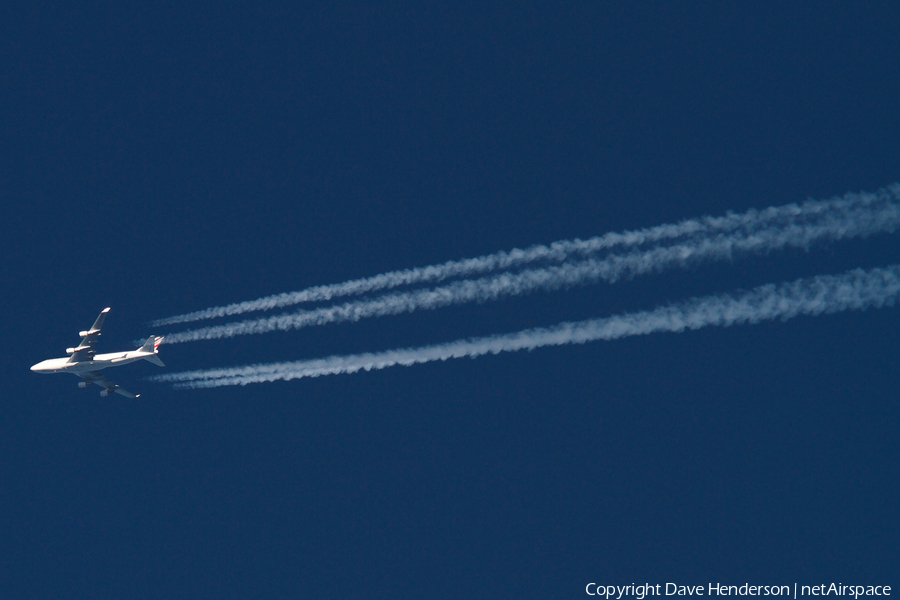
102,307,111,313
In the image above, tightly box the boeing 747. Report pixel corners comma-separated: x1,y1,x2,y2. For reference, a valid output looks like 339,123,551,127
30,308,164,398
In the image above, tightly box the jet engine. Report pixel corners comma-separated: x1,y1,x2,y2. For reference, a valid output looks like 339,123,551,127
78,381,91,388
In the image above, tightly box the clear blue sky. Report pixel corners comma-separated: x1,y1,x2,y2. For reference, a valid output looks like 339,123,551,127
2,3,898,598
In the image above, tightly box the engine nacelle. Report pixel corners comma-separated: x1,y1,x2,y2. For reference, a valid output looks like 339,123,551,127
78,381,91,388
100,389,111,397
66,347,78,354
79,331,90,338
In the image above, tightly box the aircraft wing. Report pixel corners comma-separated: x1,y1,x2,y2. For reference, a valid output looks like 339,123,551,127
77,370,139,398
70,308,110,362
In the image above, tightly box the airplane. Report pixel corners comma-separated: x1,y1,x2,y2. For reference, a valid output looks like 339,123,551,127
30,308,165,398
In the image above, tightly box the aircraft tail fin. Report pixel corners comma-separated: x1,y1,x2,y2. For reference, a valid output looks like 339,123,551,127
139,336,166,367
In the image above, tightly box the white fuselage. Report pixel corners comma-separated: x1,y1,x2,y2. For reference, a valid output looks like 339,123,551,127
30,350,154,374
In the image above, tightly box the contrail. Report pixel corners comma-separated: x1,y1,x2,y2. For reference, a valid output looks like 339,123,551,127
153,264,900,388
152,185,900,327
160,198,900,344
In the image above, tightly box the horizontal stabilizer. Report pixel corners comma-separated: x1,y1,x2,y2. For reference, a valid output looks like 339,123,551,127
144,354,165,367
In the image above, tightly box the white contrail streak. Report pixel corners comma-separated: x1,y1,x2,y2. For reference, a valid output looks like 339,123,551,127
152,185,900,326
153,264,900,388
161,198,900,344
